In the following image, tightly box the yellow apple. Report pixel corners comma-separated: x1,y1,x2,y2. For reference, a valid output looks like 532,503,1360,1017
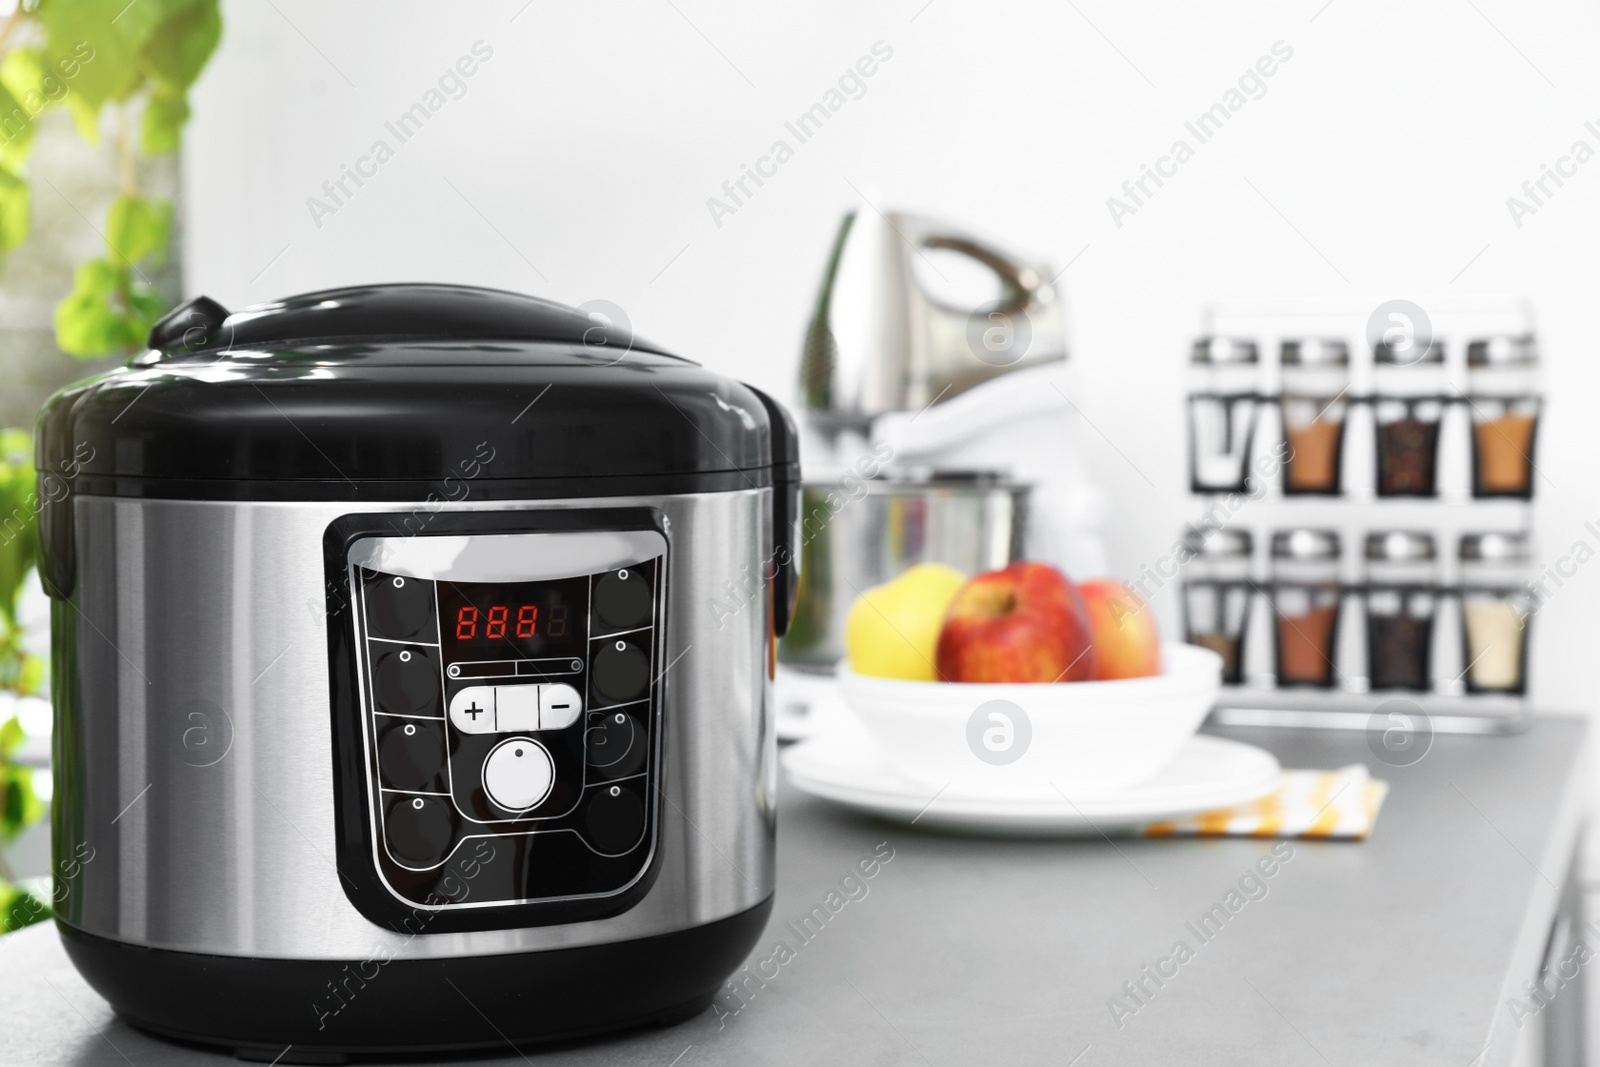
845,563,967,680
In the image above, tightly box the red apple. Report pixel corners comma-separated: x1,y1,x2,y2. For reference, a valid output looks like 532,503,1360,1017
1079,579,1163,680
935,562,1098,683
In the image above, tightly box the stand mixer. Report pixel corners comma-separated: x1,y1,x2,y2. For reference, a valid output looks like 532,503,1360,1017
777,207,1107,737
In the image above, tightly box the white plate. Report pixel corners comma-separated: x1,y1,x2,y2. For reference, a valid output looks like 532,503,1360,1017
782,718,1281,836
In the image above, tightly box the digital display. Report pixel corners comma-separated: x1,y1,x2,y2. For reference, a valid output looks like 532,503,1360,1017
438,577,589,662
452,602,567,641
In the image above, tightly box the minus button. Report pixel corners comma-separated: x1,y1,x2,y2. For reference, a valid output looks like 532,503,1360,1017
538,682,583,730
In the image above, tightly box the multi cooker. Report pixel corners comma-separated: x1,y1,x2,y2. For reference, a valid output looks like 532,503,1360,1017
35,284,797,1059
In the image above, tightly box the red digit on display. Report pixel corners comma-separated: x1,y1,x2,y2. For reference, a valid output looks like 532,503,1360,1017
516,605,538,638
486,605,508,639
456,605,478,639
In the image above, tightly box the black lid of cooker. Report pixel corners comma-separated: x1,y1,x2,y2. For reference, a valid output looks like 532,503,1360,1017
37,284,790,500
139,283,676,361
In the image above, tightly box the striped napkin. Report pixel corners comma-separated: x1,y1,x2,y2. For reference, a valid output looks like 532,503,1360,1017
1142,765,1389,840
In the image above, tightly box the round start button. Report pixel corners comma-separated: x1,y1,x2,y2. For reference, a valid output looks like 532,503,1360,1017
481,737,554,813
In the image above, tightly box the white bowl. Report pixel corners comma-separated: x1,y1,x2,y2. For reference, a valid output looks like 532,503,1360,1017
839,642,1223,797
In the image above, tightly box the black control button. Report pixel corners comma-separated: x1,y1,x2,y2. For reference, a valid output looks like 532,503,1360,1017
378,721,446,790
374,648,439,715
367,574,434,640
592,640,648,704
585,710,636,768
386,796,455,866
594,568,651,631
585,785,644,854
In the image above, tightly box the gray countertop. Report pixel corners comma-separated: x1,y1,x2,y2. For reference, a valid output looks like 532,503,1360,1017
1,718,1590,1067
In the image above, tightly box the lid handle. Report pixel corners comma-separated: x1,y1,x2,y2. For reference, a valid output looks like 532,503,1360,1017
148,295,231,354
746,385,801,638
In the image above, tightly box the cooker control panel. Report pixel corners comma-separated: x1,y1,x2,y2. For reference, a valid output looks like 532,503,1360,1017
342,525,666,919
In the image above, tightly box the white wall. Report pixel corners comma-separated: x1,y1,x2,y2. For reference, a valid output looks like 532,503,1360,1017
184,0,1600,712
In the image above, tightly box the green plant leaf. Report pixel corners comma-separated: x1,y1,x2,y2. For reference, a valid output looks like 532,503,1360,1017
55,257,134,357
0,767,39,840
0,428,30,470
4,47,55,109
14,653,44,696
0,716,20,759
37,0,163,110
126,281,166,326
0,877,52,933
0,167,30,252
140,86,186,154
141,0,220,92
64,91,100,144
53,257,164,358
0,430,37,629
0,81,39,169
105,193,169,266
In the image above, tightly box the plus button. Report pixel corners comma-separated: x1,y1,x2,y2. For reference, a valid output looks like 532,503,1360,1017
448,686,497,734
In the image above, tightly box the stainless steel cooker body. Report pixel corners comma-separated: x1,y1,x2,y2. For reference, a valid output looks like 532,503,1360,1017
51,488,776,962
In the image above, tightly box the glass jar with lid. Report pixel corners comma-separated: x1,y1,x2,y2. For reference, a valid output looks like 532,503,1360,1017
1187,338,1259,493
1363,531,1437,691
1372,340,1446,497
1458,532,1533,694
1270,528,1343,688
1466,336,1541,499
1179,525,1253,684
1279,339,1349,496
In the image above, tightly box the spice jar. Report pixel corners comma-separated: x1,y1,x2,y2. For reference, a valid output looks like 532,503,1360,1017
1466,335,1540,499
1270,529,1342,688
1188,338,1259,493
1179,525,1254,684
1458,532,1533,694
1372,340,1445,497
1363,531,1437,691
1279,339,1349,496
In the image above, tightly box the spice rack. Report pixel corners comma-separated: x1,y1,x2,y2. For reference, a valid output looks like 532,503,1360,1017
1179,297,1540,734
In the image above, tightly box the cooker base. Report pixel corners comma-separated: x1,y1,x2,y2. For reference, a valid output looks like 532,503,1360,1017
58,896,772,1062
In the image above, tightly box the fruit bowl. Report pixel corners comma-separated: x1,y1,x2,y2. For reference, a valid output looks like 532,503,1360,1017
839,642,1223,797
